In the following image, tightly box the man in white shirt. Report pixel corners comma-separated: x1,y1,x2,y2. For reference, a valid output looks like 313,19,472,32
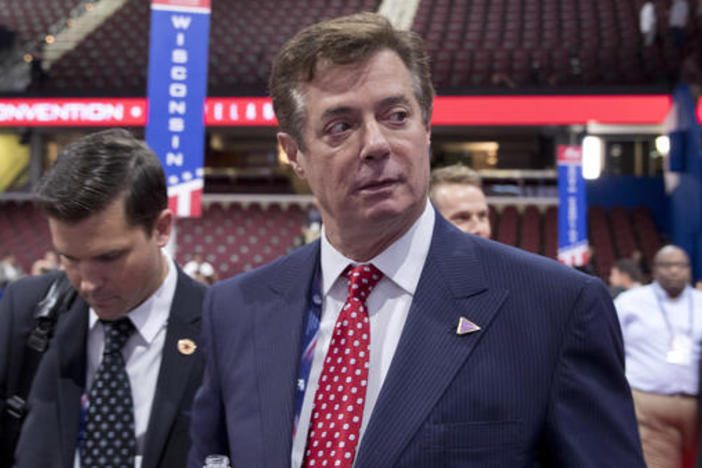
615,244,702,468
669,0,690,48
640,1,657,46
184,253,217,285
189,12,644,468
0,252,24,288
0,129,206,468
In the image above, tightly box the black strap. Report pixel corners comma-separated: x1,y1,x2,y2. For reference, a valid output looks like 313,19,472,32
1,273,76,465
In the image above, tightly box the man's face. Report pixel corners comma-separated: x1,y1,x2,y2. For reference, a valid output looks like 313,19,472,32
654,248,691,298
48,196,171,321
432,183,491,238
279,49,431,241
609,267,628,288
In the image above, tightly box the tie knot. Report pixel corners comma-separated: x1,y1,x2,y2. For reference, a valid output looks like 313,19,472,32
344,264,383,301
101,317,134,354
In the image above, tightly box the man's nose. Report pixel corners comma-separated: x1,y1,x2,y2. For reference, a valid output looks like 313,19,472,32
78,264,104,294
360,120,391,160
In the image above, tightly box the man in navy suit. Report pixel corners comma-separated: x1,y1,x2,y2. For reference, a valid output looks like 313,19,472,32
0,129,205,468
189,13,645,467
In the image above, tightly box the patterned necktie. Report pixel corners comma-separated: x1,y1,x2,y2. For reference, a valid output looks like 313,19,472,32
82,317,137,468
303,264,383,468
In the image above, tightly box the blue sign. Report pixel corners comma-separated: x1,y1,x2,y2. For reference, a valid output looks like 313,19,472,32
557,145,589,266
145,0,211,217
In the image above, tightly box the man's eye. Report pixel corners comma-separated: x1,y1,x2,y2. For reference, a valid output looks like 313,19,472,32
328,121,351,134
97,252,123,262
60,255,76,265
388,111,408,122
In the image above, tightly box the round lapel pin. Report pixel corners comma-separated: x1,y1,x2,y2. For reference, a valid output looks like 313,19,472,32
178,338,197,355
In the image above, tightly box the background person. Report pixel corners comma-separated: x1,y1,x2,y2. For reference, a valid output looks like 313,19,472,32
615,244,702,468
609,258,644,298
30,250,60,276
640,1,657,47
0,251,24,288
429,163,492,239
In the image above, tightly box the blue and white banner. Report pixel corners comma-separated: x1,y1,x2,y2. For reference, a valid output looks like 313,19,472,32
557,145,589,266
664,83,702,281
145,0,210,217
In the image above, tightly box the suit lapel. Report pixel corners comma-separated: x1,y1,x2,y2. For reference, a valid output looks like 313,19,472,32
356,217,508,468
142,270,204,468
54,297,88,468
254,242,320,468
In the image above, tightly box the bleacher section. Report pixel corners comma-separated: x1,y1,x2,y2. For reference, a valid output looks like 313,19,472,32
176,202,309,276
0,0,83,46
0,200,52,272
416,0,697,90
2,0,694,93
0,200,664,283
35,0,382,94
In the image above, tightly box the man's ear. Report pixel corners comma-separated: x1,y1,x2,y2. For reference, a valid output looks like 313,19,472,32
278,132,306,179
153,209,173,247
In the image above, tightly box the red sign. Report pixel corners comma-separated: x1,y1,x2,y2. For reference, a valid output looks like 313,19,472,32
0,95,696,127
557,145,583,164
204,97,277,126
0,98,146,126
432,95,672,126
151,0,211,9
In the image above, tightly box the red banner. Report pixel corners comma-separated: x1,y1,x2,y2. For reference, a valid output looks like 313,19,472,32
0,98,146,126
0,95,696,127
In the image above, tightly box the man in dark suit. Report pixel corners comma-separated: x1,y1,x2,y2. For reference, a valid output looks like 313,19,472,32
188,13,645,467
0,129,205,468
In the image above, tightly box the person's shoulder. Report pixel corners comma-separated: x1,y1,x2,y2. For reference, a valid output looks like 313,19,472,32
183,260,198,276
175,265,207,294
470,234,589,280
614,283,651,307
5,270,63,297
0,271,66,328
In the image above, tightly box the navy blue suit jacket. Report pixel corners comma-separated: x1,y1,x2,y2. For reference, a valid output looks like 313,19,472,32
0,268,206,468
189,213,645,467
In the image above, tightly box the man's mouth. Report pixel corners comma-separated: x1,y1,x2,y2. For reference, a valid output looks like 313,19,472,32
357,178,398,193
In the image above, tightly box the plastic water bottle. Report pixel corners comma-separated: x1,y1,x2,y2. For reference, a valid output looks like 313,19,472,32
203,454,231,468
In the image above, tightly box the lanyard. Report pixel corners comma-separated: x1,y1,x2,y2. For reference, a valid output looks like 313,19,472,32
655,287,694,345
292,267,322,437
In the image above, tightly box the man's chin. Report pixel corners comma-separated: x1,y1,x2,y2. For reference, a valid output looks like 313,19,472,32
361,196,423,220
90,301,127,321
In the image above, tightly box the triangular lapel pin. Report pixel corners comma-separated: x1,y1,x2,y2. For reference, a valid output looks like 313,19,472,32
456,316,481,335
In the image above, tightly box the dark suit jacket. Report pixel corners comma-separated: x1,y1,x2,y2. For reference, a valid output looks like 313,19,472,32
189,213,645,467
0,267,206,468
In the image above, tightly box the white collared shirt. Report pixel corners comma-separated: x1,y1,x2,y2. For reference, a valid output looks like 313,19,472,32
615,282,702,395
291,202,435,467
74,252,177,468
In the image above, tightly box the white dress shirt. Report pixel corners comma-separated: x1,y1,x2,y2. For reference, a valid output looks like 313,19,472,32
615,282,702,395
291,202,435,467
75,252,177,468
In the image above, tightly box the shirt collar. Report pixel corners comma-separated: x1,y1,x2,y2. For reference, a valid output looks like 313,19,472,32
89,251,178,345
651,280,694,302
320,201,435,296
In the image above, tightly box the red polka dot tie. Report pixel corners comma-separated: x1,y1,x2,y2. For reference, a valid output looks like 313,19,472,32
302,264,383,468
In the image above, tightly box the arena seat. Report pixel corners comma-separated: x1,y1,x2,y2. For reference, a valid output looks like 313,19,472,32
496,205,519,247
